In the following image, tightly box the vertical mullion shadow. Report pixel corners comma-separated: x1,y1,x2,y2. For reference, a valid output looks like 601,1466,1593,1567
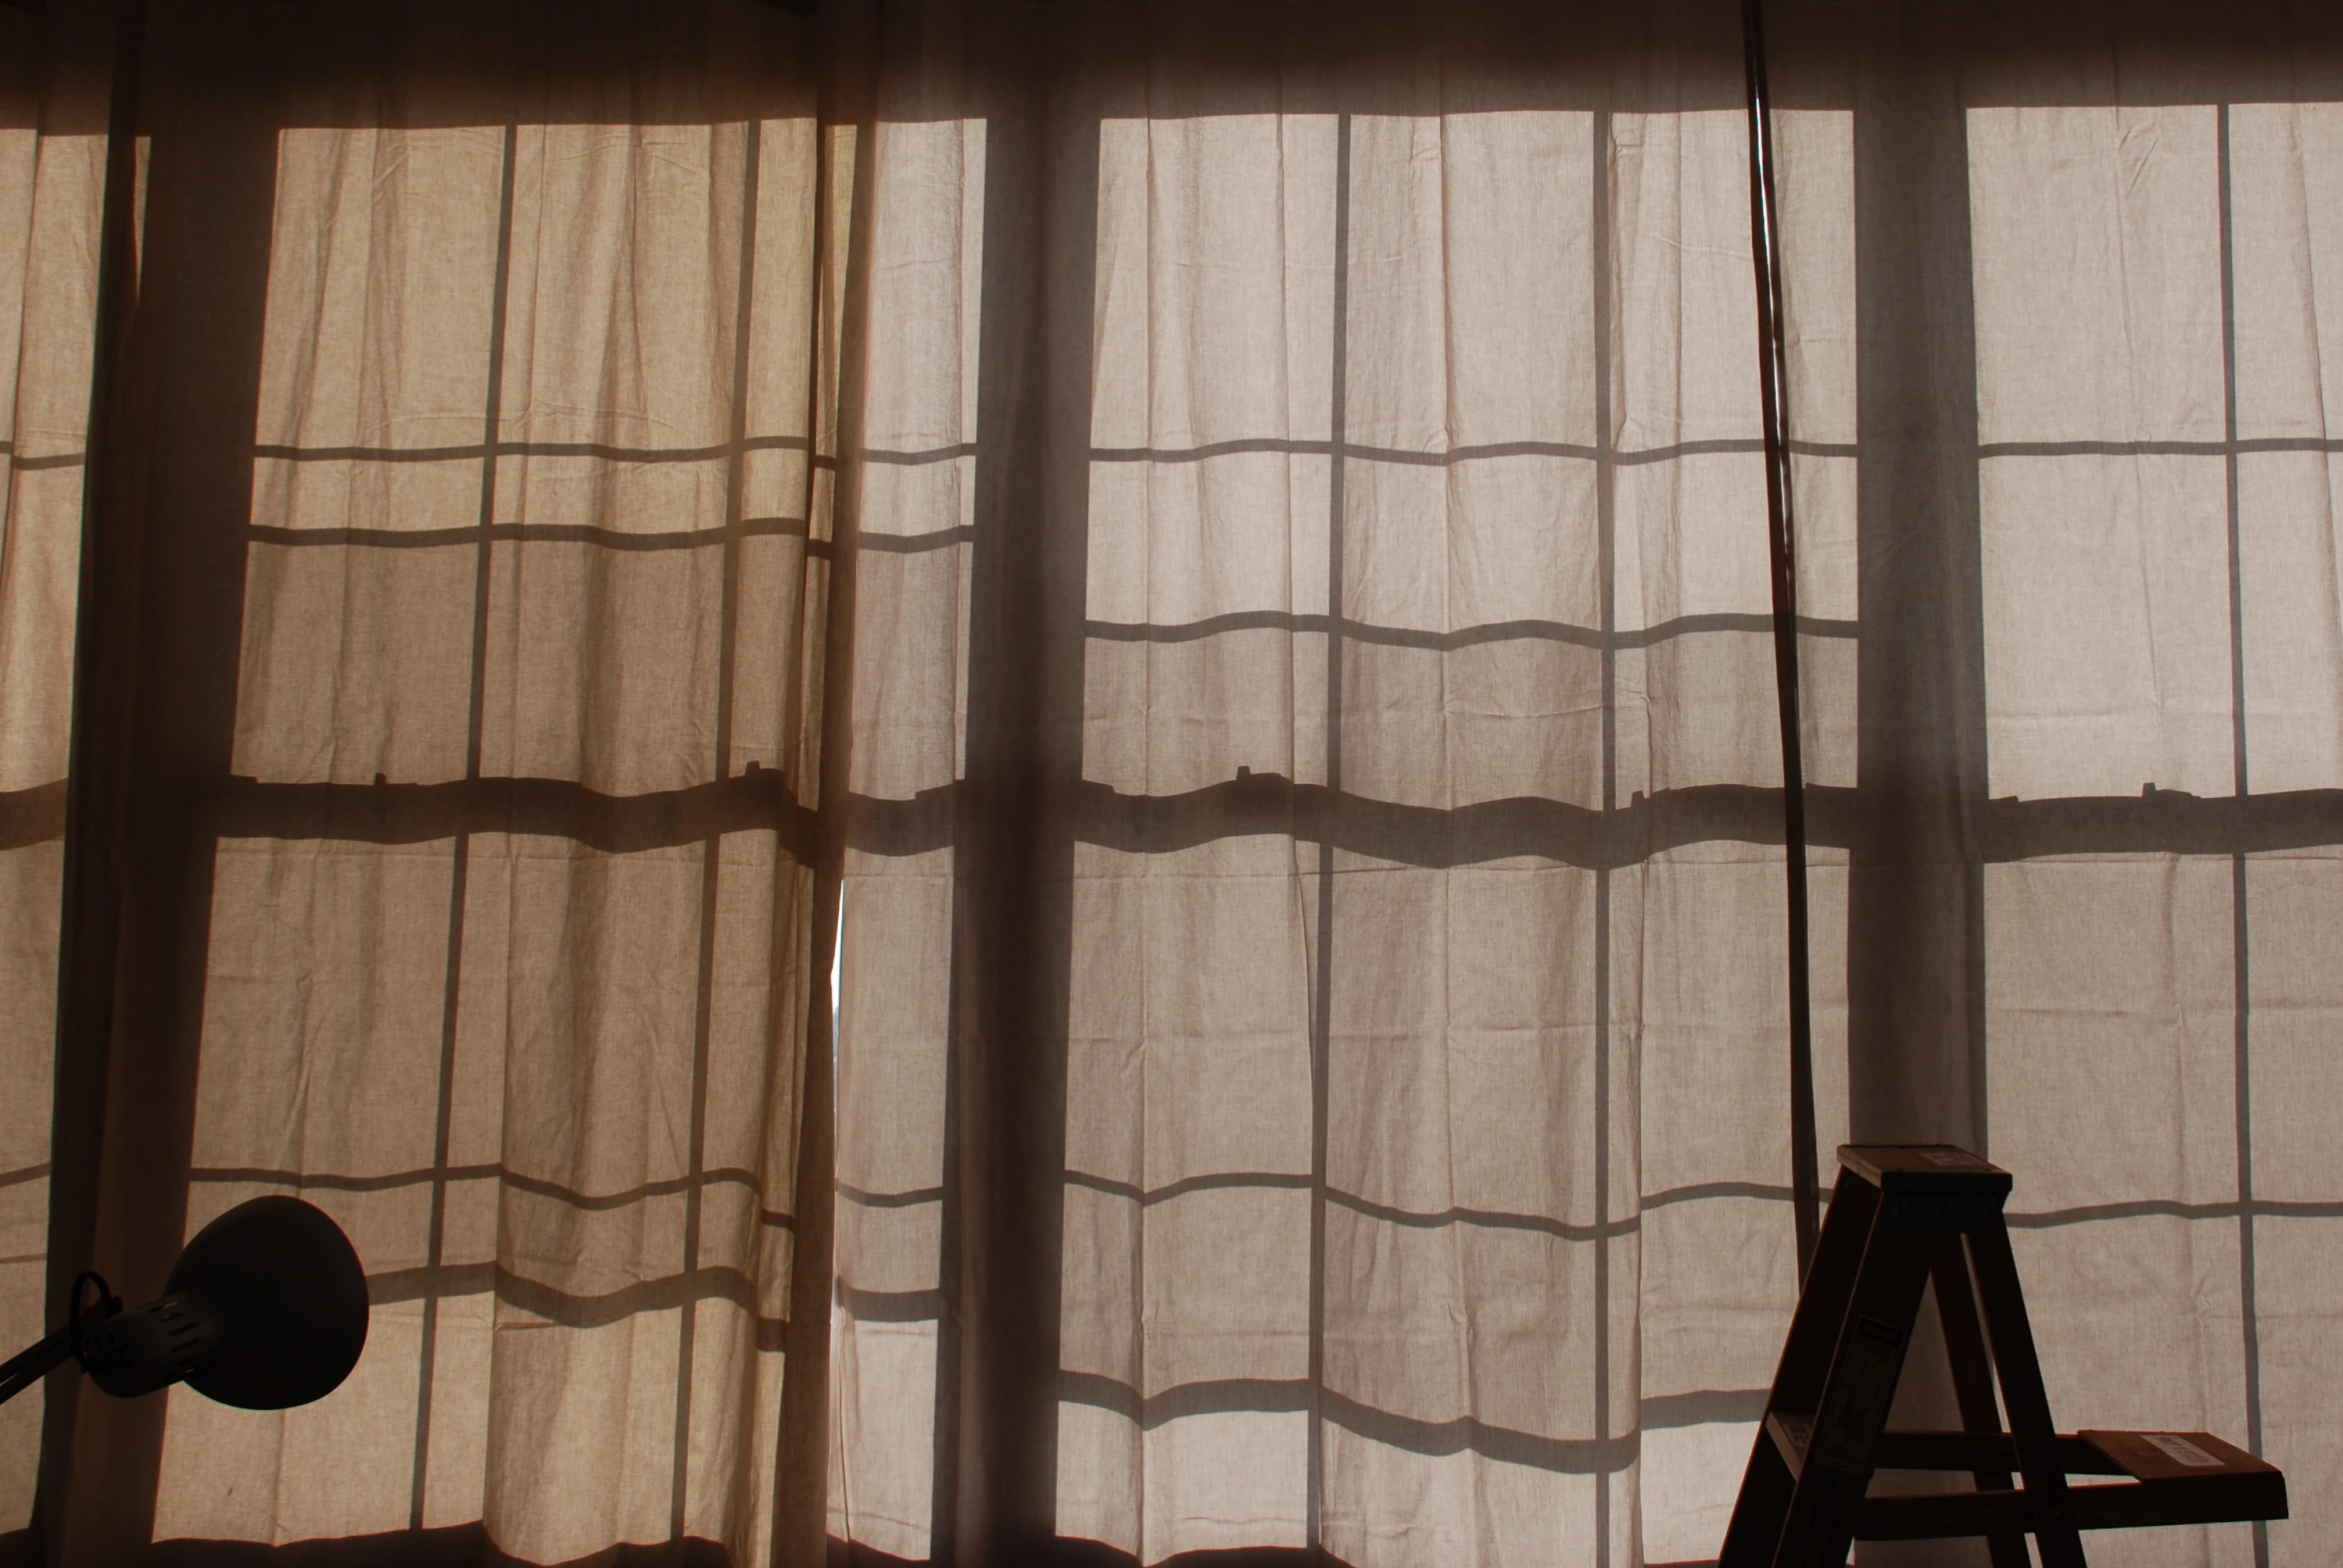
1304,109,1353,1561
932,65,1104,1565
1842,16,1990,1157
2213,99,2269,1568
409,117,518,1535
56,37,283,1557
778,34,880,1562
668,112,767,1546
1590,99,1617,1568
39,0,149,1541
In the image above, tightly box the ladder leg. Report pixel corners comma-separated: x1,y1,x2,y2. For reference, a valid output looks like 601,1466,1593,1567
1931,1239,2027,1568
1777,1171,1883,1410
1965,1224,2087,1568
1720,1171,1880,1568
1719,1435,1799,1568
1774,1227,1936,1568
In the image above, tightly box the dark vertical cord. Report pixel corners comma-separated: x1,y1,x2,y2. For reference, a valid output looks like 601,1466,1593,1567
1741,0,1820,1278
1305,108,1352,1562
2214,101,2269,1568
1591,103,1615,1568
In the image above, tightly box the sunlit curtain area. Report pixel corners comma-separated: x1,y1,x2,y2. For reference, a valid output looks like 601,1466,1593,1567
2,0,2340,1565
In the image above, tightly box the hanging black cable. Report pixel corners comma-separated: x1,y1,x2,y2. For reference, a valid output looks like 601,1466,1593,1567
1741,0,1822,1280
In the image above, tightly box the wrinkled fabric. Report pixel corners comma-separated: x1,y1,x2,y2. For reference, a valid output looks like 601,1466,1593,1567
6,0,2343,1565
11,4,848,1564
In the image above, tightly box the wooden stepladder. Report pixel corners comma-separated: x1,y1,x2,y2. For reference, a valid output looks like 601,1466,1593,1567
1720,1146,2287,1568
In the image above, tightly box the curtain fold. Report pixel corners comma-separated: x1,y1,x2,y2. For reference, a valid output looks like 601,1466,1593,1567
829,4,1848,1563
6,0,2343,1565
15,3,863,1563
0,1,110,1548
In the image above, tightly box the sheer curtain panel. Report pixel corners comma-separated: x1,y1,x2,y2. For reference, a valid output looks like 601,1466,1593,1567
17,2,861,1564
7,1,2343,1567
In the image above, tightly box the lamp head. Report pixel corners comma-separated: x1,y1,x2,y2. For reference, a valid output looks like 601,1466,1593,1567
78,1195,368,1410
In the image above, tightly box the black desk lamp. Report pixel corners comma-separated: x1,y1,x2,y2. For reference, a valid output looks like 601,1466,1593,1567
0,1195,368,1410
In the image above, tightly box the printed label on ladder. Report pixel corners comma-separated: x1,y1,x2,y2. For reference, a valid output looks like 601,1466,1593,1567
1811,1315,1909,1474
2141,1433,2223,1468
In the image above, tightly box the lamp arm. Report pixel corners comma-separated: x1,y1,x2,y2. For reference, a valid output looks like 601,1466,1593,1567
0,1328,74,1407
0,1270,125,1406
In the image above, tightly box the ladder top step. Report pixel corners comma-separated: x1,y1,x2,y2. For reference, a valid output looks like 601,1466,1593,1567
1839,1145,2012,1192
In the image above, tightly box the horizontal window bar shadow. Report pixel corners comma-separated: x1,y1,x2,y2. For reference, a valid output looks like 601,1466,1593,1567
2005,1196,2343,1227
252,433,814,465
1980,786,2343,860
246,515,810,553
1065,1169,1310,1205
0,780,66,851
1086,609,1858,651
1641,1388,1770,1428
1087,436,1856,466
1074,777,1801,869
191,1164,793,1228
848,779,2343,868
366,1260,785,1350
9,450,86,472
837,1182,946,1209
250,436,976,469
193,777,2343,869
145,1522,734,1568
1979,436,2343,458
864,442,976,466
208,770,817,859
854,777,1806,867
0,1165,51,1191
1060,1171,1793,1239
1055,1370,1644,1473
857,524,971,555
836,1281,944,1323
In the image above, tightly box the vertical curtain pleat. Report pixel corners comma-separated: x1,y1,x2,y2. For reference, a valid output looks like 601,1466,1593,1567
26,3,860,1563
0,3,108,1544
831,4,1840,1564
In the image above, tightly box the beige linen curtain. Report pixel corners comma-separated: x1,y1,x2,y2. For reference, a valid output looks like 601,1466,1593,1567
6,0,2343,1565
8,2,858,1563
1760,10,2343,1568
829,5,1854,1565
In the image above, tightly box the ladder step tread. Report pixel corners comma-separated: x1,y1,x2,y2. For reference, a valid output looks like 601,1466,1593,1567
2079,1429,2278,1482
1868,1428,2121,1475
1856,1472,2289,1542
1838,1145,2013,1193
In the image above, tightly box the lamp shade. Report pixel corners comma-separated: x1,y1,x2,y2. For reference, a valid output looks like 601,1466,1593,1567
163,1195,369,1410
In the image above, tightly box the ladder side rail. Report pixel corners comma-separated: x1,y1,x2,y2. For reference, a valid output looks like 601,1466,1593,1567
1929,1237,2028,1568
1964,1223,2087,1568
1770,1222,1936,1568
1718,1168,1881,1568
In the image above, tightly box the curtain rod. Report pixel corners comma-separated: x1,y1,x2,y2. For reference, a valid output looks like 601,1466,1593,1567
1740,0,1822,1281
